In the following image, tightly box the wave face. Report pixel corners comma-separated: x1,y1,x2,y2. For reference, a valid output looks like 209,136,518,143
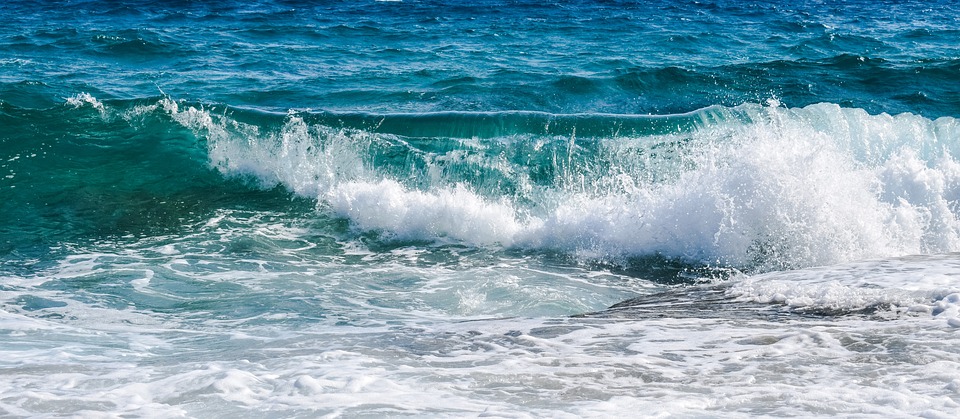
190,101,960,272
10,96,958,274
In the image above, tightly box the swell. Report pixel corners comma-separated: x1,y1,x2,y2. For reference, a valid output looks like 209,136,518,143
169,97,960,272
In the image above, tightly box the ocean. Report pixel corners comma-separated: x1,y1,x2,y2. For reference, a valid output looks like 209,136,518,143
2,0,960,416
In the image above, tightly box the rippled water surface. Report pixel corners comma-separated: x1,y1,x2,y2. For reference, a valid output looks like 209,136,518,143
3,0,960,417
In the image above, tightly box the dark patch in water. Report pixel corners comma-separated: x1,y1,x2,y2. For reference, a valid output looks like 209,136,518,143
577,284,894,320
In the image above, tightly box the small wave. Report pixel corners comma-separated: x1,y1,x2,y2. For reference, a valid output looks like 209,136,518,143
65,92,106,113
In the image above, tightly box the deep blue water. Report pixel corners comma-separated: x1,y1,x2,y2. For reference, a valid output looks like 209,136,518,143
3,1,960,417
3,0,960,115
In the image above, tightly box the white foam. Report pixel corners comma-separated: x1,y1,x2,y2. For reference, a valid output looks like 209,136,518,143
65,92,106,114
4,214,960,417
7,312,958,417
327,179,522,245
522,104,960,270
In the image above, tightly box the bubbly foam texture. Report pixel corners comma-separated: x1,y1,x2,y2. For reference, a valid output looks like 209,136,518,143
5,232,960,417
3,306,960,417
532,104,960,271
328,179,523,245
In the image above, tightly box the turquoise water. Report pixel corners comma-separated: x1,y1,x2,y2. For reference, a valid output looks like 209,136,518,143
3,1,960,417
